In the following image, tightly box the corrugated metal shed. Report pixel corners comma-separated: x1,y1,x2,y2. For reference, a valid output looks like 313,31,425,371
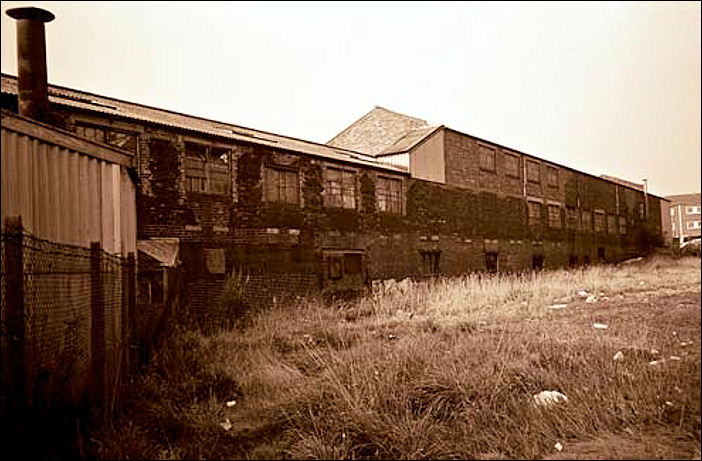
1,109,137,255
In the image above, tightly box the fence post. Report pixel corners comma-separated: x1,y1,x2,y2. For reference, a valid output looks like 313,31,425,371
125,252,135,374
89,241,105,421
3,216,25,425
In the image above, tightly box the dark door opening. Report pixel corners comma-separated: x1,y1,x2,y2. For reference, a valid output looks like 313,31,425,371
532,254,544,271
485,251,498,273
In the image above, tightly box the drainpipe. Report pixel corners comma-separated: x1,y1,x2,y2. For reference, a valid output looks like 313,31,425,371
6,7,55,122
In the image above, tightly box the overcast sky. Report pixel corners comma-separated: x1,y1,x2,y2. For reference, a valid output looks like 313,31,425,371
2,1,700,197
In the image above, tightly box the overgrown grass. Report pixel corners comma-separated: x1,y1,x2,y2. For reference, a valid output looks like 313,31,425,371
92,256,701,459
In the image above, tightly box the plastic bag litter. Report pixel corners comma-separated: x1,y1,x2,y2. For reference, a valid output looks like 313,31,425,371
533,390,568,407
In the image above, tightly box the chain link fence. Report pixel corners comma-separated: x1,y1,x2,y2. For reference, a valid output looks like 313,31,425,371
1,219,135,427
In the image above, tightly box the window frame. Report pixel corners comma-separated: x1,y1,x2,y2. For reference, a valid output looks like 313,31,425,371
504,152,520,178
594,209,606,234
478,143,497,173
377,176,403,214
526,160,540,184
527,200,542,226
546,166,558,189
547,204,561,228
264,165,300,205
325,166,358,209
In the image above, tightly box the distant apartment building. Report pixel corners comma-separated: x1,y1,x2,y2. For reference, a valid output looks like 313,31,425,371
667,193,701,245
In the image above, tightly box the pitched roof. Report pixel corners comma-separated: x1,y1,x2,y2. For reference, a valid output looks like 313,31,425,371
1,73,407,174
327,106,440,156
665,193,701,204
599,175,644,191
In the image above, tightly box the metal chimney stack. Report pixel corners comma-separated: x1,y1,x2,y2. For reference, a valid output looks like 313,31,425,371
6,6,55,121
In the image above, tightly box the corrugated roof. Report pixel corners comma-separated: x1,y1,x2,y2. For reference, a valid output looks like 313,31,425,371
1,74,407,174
137,238,180,268
327,106,439,156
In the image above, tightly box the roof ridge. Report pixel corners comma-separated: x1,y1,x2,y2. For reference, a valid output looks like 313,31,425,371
1,72,373,158
326,106,380,145
372,105,429,125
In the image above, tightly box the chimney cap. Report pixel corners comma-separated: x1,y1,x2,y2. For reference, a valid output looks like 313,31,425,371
6,6,55,22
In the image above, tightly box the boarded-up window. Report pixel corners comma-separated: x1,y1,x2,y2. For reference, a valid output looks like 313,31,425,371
504,152,520,178
204,248,225,274
479,144,496,173
566,206,579,230
619,216,627,235
264,167,299,204
607,214,617,235
582,210,592,232
344,253,363,274
528,201,541,226
594,210,606,233
548,204,561,228
527,160,540,183
485,251,498,273
420,250,441,275
377,176,402,214
546,166,558,188
326,167,357,209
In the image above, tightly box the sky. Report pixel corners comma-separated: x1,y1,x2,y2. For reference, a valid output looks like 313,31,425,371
1,1,700,197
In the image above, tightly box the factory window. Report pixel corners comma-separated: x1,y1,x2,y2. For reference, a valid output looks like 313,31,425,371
526,160,540,184
607,214,617,235
687,221,701,230
264,166,299,205
582,210,592,232
547,204,561,228
377,176,402,214
325,167,357,209
479,144,496,173
594,210,606,233
546,166,558,188
527,201,542,226
75,122,138,154
566,206,579,230
184,142,229,195
619,216,627,235
686,206,700,215
504,152,520,178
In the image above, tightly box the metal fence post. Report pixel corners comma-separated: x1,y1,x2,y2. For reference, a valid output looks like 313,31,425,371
89,242,104,420
3,216,25,422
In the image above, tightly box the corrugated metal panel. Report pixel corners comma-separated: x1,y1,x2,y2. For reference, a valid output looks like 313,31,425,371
1,113,137,255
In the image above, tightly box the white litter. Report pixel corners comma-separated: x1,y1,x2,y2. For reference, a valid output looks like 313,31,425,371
649,359,666,366
681,341,693,347
669,356,681,361
226,400,237,407
547,304,568,310
577,290,589,297
554,442,563,452
613,351,624,361
220,418,232,431
665,401,674,407
639,281,645,285
651,348,660,355
533,390,569,407
585,295,598,304
592,323,608,330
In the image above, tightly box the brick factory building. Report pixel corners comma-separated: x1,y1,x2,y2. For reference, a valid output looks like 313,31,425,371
1,74,667,307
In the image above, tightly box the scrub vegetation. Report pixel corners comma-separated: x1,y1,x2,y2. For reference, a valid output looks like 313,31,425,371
92,256,701,460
